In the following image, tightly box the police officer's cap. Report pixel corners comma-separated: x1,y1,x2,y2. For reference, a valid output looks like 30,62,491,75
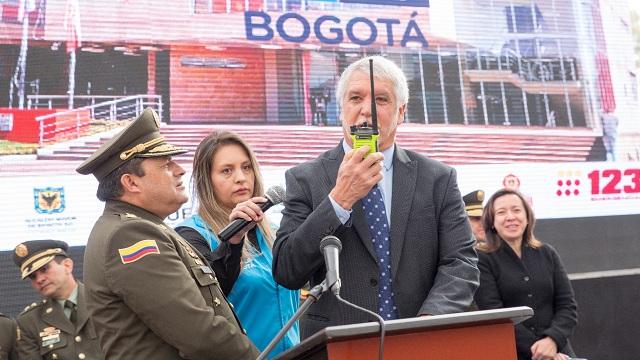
13,240,70,279
76,108,187,181
463,190,484,217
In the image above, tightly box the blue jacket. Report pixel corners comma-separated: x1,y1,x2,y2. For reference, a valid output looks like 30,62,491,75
179,215,300,358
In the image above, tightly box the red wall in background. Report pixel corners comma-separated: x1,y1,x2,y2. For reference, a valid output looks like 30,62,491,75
0,108,91,143
169,46,266,123
0,108,57,143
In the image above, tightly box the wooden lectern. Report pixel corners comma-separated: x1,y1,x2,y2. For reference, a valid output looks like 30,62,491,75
276,306,533,360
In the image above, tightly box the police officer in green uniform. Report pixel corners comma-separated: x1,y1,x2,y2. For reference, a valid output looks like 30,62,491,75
76,108,258,360
463,190,486,245
0,313,17,360
12,240,104,360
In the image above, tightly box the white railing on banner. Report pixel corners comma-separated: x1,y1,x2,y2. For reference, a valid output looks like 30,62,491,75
34,95,162,146
27,95,128,110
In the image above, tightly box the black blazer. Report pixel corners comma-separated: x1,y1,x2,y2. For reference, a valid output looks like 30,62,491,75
475,243,578,359
273,143,479,338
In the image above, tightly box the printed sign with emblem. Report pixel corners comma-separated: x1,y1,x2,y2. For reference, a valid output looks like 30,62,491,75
33,187,66,214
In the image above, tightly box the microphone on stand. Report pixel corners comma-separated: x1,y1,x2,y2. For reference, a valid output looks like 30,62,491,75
257,236,385,360
320,235,386,360
218,185,285,242
320,235,342,295
257,235,342,360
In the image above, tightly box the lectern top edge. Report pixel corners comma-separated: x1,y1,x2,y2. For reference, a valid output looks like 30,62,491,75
275,306,533,360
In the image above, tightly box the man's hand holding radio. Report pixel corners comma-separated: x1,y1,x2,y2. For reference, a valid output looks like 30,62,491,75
329,145,383,211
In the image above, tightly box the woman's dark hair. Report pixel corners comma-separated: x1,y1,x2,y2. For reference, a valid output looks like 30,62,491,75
477,188,542,253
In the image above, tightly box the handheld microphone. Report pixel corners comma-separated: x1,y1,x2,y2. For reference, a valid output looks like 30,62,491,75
218,185,285,242
319,235,342,295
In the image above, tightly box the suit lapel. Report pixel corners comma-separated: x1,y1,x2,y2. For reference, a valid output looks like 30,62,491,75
322,143,378,261
42,299,74,334
390,147,417,278
321,144,342,191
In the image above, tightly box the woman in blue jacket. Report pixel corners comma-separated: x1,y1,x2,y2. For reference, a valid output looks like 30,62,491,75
176,131,299,359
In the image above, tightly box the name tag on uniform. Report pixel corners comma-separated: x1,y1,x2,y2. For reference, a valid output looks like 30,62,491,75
200,266,212,274
39,327,60,338
41,333,61,347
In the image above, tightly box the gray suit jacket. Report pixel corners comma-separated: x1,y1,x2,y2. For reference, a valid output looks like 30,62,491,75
273,143,479,338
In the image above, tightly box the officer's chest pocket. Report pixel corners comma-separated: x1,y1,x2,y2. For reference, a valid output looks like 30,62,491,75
39,333,67,359
191,265,218,287
190,265,221,308
86,320,98,340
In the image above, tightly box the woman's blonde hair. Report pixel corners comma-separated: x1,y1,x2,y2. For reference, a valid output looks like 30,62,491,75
476,188,542,253
191,130,273,262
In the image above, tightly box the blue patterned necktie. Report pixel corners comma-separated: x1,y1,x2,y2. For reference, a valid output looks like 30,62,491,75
361,185,398,320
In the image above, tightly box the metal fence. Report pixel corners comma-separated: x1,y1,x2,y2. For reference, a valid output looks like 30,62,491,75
33,95,162,146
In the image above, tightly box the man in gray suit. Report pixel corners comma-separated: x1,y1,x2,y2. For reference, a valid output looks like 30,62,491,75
273,55,479,339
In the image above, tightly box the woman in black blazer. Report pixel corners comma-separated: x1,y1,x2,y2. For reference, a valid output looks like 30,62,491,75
474,189,578,360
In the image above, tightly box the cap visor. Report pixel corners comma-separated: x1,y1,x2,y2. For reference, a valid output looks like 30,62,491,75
21,255,55,279
137,144,188,158
466,209,483,217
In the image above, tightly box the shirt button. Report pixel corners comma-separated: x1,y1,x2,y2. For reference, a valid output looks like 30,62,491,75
79,353,86,359
527,293,533,298
75,335,82,342
52,355,58,359
370,278,378,286
523,276,530,281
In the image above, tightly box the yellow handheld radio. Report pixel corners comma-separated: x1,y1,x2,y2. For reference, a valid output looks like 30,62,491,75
350,59,379,156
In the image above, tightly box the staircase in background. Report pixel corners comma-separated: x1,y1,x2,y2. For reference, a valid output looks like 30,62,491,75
36,124,600,168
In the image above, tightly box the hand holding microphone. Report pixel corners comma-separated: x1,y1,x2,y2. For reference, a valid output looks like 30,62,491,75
218,185,285,243
225,197,266,244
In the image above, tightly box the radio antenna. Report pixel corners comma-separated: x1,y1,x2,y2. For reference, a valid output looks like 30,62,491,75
369,59,379,134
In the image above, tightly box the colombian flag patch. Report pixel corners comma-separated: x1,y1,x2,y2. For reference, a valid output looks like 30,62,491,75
118,240,160,264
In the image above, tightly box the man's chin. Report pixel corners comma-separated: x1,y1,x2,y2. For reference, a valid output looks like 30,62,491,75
39,289,54,298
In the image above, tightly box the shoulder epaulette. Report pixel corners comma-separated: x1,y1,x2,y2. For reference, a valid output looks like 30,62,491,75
119,212,139,221
20,301,41,315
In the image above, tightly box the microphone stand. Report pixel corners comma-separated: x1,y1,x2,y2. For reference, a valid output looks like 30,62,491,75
256,280,328,360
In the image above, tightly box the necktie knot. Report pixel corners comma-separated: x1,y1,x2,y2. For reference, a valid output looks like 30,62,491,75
65,300,78,325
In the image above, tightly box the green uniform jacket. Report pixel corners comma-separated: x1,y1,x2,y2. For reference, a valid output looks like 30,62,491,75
15,283,104,360
0,313,17,360
84,200,258,360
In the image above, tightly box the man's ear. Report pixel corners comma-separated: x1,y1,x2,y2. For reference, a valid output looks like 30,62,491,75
63,258,74,273
120,173,142,194
397,104,407,125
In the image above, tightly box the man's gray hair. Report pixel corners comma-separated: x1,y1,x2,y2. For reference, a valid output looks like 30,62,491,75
335,55,409,109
